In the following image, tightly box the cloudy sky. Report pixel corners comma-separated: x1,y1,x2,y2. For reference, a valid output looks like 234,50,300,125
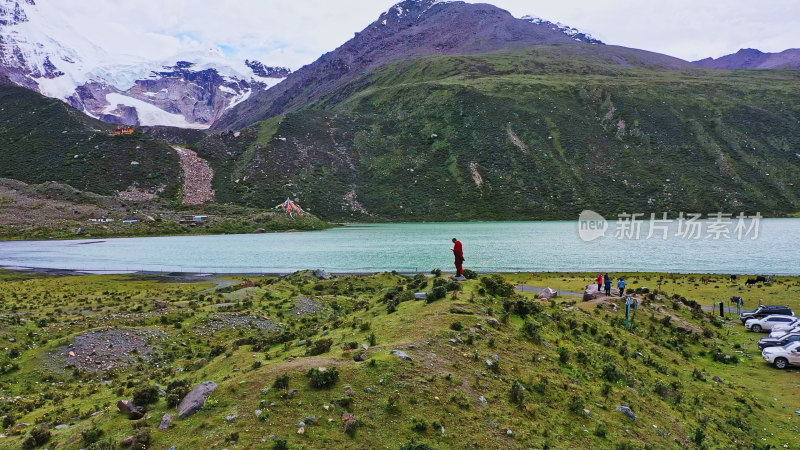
42,0,800,68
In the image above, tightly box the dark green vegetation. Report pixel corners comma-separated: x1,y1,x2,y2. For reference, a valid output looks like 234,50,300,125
0,178,332,241
195,47,800,221
0,83,180,197
1,269,798,448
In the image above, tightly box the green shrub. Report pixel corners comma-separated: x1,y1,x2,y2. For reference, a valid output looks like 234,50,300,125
463,269,478,279
480,275,514,297
132,385,159,407
82,426,104,446
399,439,434,450
557,347,570,364
308,367,339,389
131,428,151,448
22,426,51,449
522,320,541,340
411,417,428,432
273,374,290,390
165,380,190,408
510,381,526,407
568,396,584,414
450,321,463,331
273,440,289,450
602,364,624,383
594,423,607,438
431,269,442,277
308,338,333,356
428,286,447,302
210,345,227,357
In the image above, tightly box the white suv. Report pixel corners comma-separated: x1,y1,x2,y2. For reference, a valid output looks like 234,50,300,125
762,341,800,369
745,315,797,333
770,318,800,334
770,326,800,338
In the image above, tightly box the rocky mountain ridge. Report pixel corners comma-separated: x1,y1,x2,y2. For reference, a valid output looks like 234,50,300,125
694,47,800,70
214,0,695,130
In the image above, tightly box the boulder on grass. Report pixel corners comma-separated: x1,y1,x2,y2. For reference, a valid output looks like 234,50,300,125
583,284,601,302
178,381,218,419
538,287,558,299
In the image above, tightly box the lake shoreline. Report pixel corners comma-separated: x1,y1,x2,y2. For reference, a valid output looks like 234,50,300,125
2,220,797,275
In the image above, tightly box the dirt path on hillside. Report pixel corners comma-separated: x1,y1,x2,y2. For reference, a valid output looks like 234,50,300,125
173,146,214,205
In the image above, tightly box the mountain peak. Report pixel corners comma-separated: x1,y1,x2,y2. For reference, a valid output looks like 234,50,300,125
520,15,603,44
694,47,800,70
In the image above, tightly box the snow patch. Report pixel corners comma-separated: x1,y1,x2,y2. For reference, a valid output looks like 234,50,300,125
103,93,208,129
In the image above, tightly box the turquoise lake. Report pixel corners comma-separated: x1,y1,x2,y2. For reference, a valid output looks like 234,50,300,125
0,219,798,274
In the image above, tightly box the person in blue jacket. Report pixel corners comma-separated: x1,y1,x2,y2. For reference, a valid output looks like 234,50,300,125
604,273,612,296
617,278,627,297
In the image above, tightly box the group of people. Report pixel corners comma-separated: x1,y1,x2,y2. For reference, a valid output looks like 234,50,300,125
597,273,626,297
449,241,629,300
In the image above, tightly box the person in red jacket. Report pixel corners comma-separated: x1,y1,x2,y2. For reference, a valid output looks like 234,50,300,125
452,238,465,277
596,273,603,292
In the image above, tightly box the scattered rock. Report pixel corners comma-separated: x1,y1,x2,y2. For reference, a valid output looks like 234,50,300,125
341,413,357,433
52,327,167,373
538,287,558,299
486,318,500,328
255,410,263,417
290,297,326,316
178,381,218,419
117,400,144,419
541,339,554,351
158,413,173,430
313,269,331,280
354,352,368,362
154,301,167,309
479,396,487,404
414,292,427,300
344,387,354,396
583,284,602,302
298,340,308,346
121,436,134,446
616,405,636,421
506,429,513,436
392,350,413,361
712,376,723,383
225,412,238,422
54,424,68,429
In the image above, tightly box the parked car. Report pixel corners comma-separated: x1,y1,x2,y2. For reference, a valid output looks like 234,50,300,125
770,324,800,338
770,317,800,331
745,315,797,333
740,305,794,324
762,341,800,369
759,332,800,351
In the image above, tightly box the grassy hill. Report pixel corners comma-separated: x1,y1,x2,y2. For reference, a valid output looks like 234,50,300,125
195,47,800,221
0,270,798,449
0,82,181,198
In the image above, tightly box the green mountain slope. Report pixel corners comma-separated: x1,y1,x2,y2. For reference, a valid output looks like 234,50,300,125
196,47,800,221
0,82,181,198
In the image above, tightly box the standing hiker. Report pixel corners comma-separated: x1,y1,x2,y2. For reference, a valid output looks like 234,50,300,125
604,273,612,296
452,238,465,278
617,278,627,297
596,273,603,292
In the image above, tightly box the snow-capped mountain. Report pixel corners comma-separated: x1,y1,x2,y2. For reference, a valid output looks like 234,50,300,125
520,16,603,45
0,0,289,128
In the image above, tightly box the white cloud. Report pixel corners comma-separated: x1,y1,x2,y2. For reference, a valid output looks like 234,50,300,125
36,0,800,67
